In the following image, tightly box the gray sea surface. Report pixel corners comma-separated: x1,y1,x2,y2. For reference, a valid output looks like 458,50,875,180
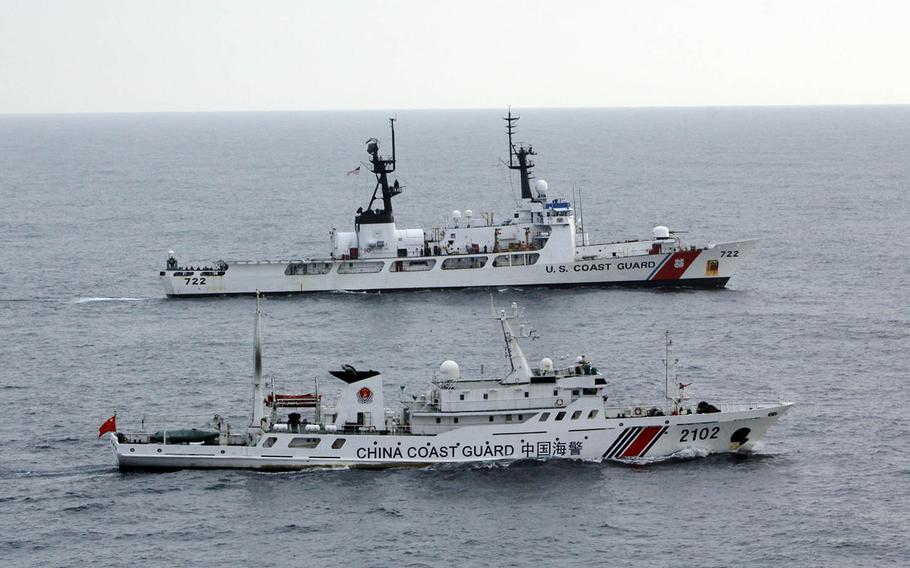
0,107,908,567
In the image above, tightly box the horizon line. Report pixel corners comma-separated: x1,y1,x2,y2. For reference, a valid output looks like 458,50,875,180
2,102,909,118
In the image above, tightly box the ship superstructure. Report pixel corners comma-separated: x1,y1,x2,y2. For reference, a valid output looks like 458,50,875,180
160,112,757,296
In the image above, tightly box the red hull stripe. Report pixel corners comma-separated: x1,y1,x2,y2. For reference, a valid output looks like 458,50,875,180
651,250,701,281
621,425,664,458
639,426,668,457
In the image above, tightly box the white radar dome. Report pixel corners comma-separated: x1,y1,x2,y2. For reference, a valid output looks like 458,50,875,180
540,357,554,373
653,226,670,239
464,209,473,218
168,250,175,256
452,210,462,220
534,179,549,196
439,360,460,379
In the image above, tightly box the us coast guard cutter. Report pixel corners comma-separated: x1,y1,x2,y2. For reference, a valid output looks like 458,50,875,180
107,298,791,470
160,112,757,296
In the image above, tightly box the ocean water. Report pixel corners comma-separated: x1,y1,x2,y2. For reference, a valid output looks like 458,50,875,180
0,107,908,567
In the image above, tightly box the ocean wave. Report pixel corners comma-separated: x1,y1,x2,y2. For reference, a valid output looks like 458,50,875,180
73,297,147,304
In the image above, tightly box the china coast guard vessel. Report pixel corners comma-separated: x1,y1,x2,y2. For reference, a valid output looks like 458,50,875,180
160,112,757,296
106,298,790,470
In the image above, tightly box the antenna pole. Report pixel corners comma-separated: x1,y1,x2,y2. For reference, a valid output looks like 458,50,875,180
252,292,265,429
389,118,397,171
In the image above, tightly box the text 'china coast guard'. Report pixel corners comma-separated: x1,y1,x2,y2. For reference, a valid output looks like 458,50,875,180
160,111,758,296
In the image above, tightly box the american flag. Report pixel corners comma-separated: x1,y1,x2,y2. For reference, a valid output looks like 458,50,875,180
346,166,360,176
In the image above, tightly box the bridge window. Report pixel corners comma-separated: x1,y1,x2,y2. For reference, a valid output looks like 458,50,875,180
441,256,488,270
555,411,566,421
288,437,321,448
331,438,346,449
262,437,277,448
338,261,384,274
538,412,551,421
587,410,599,419
571,410,582,420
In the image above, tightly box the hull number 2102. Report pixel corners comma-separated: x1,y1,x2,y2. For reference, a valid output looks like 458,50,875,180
679,426,719,442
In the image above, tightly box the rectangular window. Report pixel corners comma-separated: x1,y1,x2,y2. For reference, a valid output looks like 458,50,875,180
262,437,277,448
524,392,529,398
571,410,582,420
331,438,346,449
539,412,550,421
483,393,489,400
338,261,385,274
390,259,437,273
285,262,333,276
453,417,459,424
506,414,512,422
436,417,441,424
582,388,597,395
489,416,494,422
508,253,539,267
459,394,465,400
553,389,559,396
288,437,321,448
555,412,566,421
572,389,580,396
518,414,523,421
441,256,488,270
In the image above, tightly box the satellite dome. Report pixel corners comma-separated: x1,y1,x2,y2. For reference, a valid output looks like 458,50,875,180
540,357,554,373
653,226,670,239
168,250,175,256
464,209,473,218
452,210,462,220
439,360,460,379
575,356,584,364
534,179,548,196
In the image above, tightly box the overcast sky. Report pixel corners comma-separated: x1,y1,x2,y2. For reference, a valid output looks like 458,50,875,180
1,0,908,113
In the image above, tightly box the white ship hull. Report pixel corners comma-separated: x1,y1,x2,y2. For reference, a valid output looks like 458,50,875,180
111,402,789,470
161,239,757,296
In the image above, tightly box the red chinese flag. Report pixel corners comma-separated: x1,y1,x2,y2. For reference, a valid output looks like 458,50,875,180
98,415,117,437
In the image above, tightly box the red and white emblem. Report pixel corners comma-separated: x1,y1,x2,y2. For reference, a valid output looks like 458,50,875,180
674,258,685,269
357,387,373,404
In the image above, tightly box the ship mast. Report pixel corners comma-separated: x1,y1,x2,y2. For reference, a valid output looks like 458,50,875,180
495,301,534,384
356,118,401,228
504,108,540,203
